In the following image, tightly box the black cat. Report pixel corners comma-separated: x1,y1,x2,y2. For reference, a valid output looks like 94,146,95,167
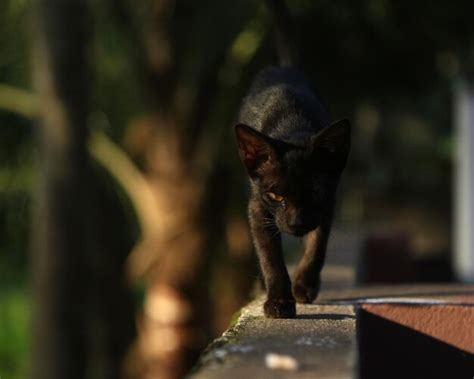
235,0,351,318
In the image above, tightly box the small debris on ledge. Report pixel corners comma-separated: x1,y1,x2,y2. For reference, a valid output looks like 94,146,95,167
265,353,300,371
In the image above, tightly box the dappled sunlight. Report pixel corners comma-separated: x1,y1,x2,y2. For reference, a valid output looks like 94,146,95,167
145,285,192,325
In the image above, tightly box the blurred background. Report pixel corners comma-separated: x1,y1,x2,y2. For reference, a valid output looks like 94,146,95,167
1,0,474,378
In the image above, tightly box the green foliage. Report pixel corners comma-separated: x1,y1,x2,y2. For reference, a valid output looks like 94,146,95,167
0,279,30,379
0,2,34,378
1,0,474,374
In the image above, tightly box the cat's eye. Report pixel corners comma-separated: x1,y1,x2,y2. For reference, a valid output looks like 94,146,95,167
267,192,284,202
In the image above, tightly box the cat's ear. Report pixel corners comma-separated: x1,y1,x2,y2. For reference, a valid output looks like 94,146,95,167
312,119,351,172
235,124,277,176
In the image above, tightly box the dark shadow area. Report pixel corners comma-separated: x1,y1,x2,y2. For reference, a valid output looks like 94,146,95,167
357,309,474,379
413,256,454,282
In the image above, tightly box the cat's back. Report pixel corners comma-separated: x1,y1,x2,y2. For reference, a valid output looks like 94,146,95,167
238,66,329,139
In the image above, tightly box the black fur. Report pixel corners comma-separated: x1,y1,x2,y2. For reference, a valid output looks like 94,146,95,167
235,1,350,318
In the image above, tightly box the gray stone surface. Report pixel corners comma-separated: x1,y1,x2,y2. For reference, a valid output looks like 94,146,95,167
189,284,474,379
189,297,357,379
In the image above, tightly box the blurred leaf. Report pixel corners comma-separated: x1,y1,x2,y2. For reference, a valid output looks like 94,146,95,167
0,84,37,119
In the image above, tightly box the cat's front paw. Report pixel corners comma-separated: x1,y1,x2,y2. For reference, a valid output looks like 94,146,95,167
263,298,296,318
293,278,320,304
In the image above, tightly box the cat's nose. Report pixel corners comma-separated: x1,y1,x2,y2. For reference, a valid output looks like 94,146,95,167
288,221,304,230
287,216,306,235
287,212,302,226
288,222,307,236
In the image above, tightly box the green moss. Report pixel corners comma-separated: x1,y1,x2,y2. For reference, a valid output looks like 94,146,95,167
227,309,243,329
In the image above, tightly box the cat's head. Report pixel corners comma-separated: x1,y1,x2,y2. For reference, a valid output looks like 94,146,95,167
235,120,350,236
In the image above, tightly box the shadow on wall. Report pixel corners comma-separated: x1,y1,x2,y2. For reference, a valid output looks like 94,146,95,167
357,306,474,379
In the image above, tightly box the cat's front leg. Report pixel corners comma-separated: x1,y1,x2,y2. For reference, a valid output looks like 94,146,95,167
248,198,295,318
293,212,333,304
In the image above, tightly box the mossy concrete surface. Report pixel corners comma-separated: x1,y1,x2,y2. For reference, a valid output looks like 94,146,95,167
189,284,474,379
190,296,356,379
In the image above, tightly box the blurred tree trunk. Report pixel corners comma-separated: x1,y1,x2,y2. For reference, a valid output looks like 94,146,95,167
118,2,258,378
30,0,259,376
31,1,91,377
31,1,136,378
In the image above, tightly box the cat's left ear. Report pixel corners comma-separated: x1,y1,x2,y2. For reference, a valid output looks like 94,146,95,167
312,119,351,172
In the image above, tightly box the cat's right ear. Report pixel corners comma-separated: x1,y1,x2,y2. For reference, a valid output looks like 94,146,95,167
312,119,351,172
235,124,276,177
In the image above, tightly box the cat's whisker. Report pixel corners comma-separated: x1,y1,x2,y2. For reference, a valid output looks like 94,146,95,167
269,226,281,240
261,220,280,238
261,219,277,226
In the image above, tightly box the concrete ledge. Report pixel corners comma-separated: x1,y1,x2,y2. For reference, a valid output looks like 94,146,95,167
189,285,474,379
190,298,356,379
